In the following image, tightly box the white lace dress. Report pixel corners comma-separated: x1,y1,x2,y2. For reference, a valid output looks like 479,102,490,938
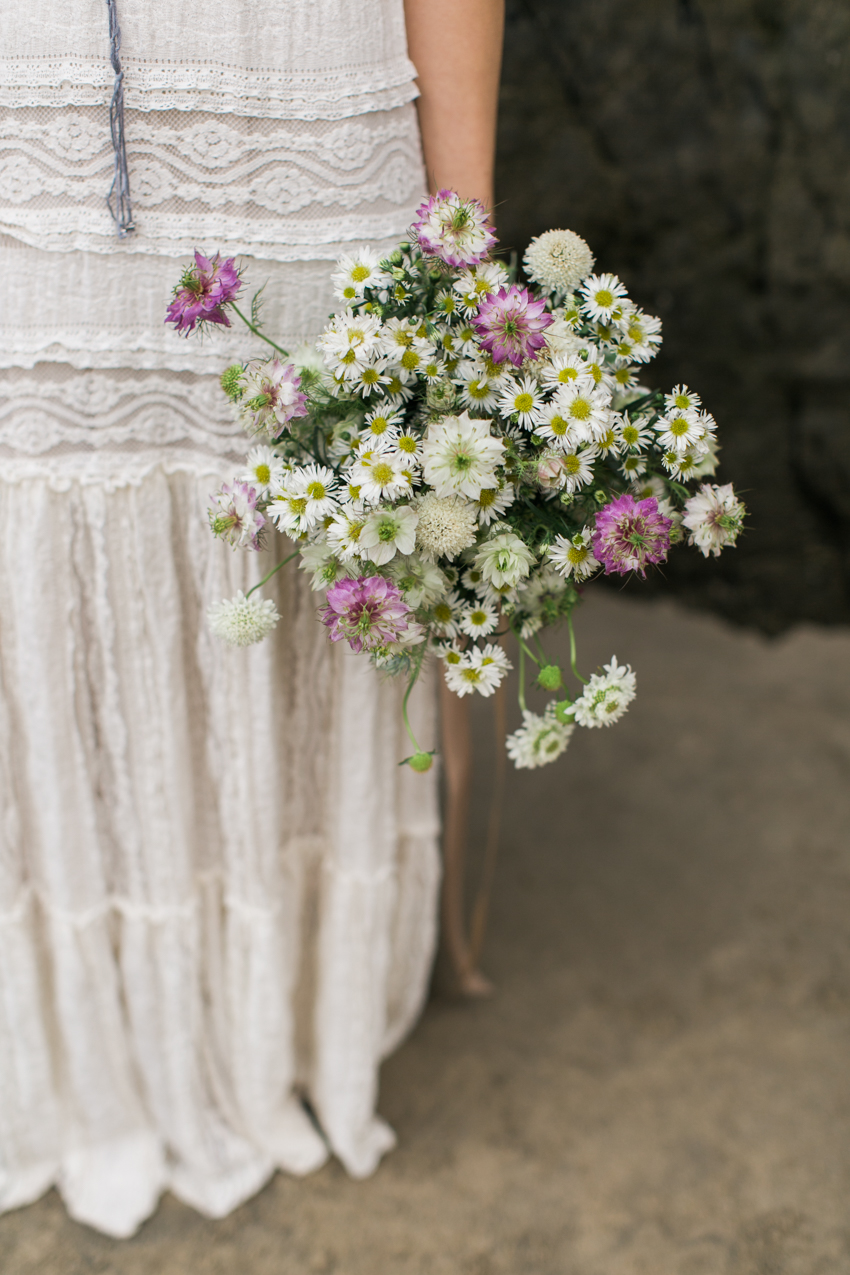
0,0,439,1238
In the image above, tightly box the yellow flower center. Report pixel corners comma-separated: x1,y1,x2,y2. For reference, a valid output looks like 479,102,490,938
595,288,614,307
401,349,420,370
569,398,591,421
515,393,534,413
549,415,568,436
372,462,394,485
351,264,370,282
254,463,271,484
306,481,326,500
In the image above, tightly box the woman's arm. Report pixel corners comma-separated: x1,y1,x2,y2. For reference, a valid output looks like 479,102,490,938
404,0,505,209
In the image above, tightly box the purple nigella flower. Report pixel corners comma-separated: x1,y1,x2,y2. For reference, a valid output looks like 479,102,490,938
472,285,553,367
411,189,497,269
241,359,308,436
320,576,415,654
208,481,265,550
592,494,672,577
166,251,242,334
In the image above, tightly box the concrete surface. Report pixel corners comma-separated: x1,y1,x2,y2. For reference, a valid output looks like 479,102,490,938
2,591,850,1273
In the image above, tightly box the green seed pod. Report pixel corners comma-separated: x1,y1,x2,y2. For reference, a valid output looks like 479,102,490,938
220,364,244,400
407,752,434,773
537,664,563,691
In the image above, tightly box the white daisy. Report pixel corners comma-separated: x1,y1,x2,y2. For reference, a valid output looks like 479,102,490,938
654,408,705,454
558,446,598,493
238,445,285,493
578,272,630,323
347,451,413,505
326,506,368,561
358,504,419,565
547,529,600,581
455,361,501,413
330,247,390,302
443,642,511,697
498,375,547,430
534,400,586,450
506,705,574,769
385,431,422,471
269,463,339,535
631,475,667,502
617,416,653,451
316,309,383,371
664,383,702,414
421,411,505,499
578,344,613,390
553,380,612,442
362,406,404,442
615,309,663,363
474,481,514,526
619,453,648,481
539,353,595,393
431,589,464,638
349,359,391,398
452,262,510,314
572,657,636,728
459,601,498,638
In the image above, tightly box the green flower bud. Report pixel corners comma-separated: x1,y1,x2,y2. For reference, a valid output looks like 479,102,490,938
407,752,434,773
553,700,575,725
220,364,244,400
537,664,563,692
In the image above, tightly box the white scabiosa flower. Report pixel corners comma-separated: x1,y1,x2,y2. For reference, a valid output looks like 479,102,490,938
459,601,498,638
572,657,636,728
208,591,279,646
415,492,479,561
473,529,536,588
497,375,547,429
330,247,389,302
578,273,630,323
443,642,511,698
506,704,574,769
682,483,746,557
358,505,419,565
523,229,595,292
421,411,505,499
547,529,600,581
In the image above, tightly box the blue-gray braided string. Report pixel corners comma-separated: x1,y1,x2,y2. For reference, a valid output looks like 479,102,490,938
105,0,135,236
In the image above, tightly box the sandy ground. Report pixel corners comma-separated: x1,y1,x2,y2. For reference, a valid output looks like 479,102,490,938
3,591,850,1274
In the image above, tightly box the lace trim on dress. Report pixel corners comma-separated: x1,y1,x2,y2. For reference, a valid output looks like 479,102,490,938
0,106,425,257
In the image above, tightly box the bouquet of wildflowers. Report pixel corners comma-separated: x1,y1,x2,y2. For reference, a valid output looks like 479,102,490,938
167,196,744,772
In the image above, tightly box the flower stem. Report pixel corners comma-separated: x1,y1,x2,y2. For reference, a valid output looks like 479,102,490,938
401,641,428,754
230,304,290,358
567,610,589,685
518,641,527,714
245,549,300,599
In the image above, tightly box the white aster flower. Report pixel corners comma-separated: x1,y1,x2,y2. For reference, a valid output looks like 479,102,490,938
619,452,648,481
554,380,612,442
559,446,599,493
579,272,630,323
614,309,663,363
540,352,595,393
316,309,383,373
459,601,498,638
421,411,505,499
453,262,510,314
385,431,422,471
431,589,464,638
326,506,368,560
382,372,416,406
664,383,702,414
269,463,339,535
443,642,511,698
572,657,636,728
609,361,640,395
682,483,745,557
474,481,514,526
208,591,279,646
661,446,707,481
388,557,448,608
498,375,547,430
579,344,613,390
524,229,595,292
347,359,391,398
455,360,501,413
547,529,600,580
331,247,390,302
238,445,286,493
506,704,574,769
654,408,705,454
362,406,404,442
347,450,413,505
415,492,479,561
617,416,653,451
474,529,536,588
359,504,419,565
542,314,586,357
534,400,587,451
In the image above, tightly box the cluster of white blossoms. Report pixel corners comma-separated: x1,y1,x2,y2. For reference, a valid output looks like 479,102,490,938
200,198,743,770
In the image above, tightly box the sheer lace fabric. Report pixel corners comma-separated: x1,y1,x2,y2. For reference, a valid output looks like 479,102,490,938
0,0,439,1239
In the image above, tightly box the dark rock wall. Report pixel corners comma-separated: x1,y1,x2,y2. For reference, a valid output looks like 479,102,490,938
496,0,850,631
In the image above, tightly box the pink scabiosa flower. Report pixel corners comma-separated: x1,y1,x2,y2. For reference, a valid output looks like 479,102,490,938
472,285,553,367
592,493,672,576
412,190,497,268
239,358,308,437
166,251,242,334
208,481,265,550
320,576,416,654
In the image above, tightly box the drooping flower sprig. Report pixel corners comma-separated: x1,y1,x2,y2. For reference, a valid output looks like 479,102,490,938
167,191,745,771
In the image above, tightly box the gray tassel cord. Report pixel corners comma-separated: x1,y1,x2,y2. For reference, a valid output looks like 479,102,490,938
105,0,135,236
